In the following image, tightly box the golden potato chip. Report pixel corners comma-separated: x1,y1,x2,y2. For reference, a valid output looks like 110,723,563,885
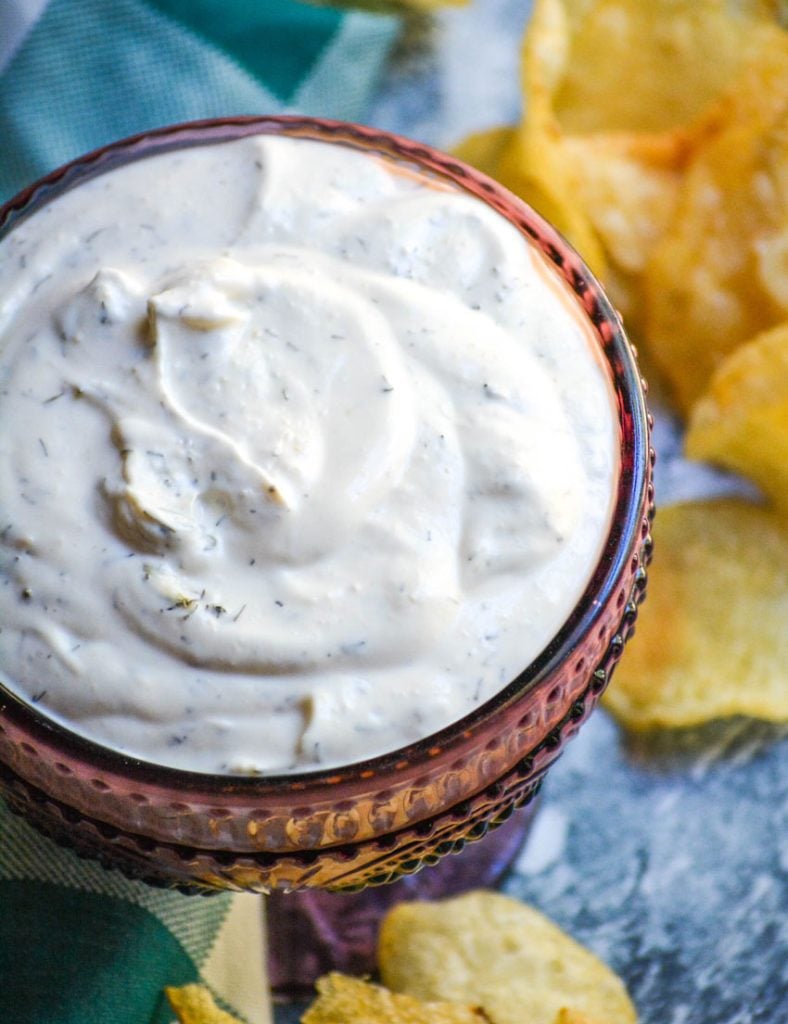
539,0,784,134
685,323,788,516
557,132,684,328
644,38,788,411
604,500,788,731
458,0,781,292
452,126,514,181
748,0,788,22
560,134,682,276
165,984,244,1024
486,127,607,276
301,973,487,1024
378,891,637,1024
472,1,783,304
554,1012,604,1024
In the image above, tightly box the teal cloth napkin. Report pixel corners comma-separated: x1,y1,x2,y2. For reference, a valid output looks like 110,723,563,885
0,0,399,203
0,2,399,1021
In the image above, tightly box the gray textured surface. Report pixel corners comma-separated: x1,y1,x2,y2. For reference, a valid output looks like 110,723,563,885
276,2,788,1021
505,713,788,1024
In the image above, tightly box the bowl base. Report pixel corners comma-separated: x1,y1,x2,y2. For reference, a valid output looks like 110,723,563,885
266,800,539,1000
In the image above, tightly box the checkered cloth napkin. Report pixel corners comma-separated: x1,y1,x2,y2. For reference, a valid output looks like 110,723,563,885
0,1,398,1021
0,0,399,203
0,801,269,1024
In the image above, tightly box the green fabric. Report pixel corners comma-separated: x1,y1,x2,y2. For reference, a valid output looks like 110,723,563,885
0,801,241,1022
146,0,344,101
0,801,233,969
0,881,199,1024
0,0,399,203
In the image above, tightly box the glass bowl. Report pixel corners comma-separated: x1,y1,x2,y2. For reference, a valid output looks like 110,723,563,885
0,116,653,895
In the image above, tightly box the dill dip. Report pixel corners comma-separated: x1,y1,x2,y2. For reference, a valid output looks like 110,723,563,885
0,134,618,774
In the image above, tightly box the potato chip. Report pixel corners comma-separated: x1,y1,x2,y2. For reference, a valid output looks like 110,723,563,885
165,984,244,1024
460,2,785,314
644,38,788,411
492,128,608,276
748,0,788,22
554,1012,604,1024
604,501,788,731
685,323,788,516
456,2,788,408
558,132,684,328
560,134,682,276
302,973,487,1024
378,891,637,1024
540,0,784,134
452,126,514,181
521,0,785,133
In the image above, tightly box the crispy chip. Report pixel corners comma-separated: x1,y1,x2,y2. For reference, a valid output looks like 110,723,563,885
522,0,786,138
644,38,788,411
560,134,682,276
165,984,244,1024
685,323,788,516
457,1,786,293
558,132,684,328
378,891,637,1024
554,1012,605,1024
301,973,487,1024
453,126,514,181
604,501,788,731
493,129,607,276
542,0,783,134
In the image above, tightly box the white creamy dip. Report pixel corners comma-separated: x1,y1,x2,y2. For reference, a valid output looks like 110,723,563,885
0,135,618,774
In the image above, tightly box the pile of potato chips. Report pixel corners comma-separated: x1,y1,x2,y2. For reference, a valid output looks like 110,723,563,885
456,0,788,731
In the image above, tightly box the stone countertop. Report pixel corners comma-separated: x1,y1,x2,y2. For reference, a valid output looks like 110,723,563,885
507,714,787,1024
278,2,787,1022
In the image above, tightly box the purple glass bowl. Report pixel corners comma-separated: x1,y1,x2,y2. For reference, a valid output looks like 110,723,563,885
0,116,653,894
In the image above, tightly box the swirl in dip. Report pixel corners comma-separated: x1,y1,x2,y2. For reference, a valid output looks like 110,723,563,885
0,135,618,774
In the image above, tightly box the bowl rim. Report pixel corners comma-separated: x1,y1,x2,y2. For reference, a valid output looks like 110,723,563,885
0,114,651,797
